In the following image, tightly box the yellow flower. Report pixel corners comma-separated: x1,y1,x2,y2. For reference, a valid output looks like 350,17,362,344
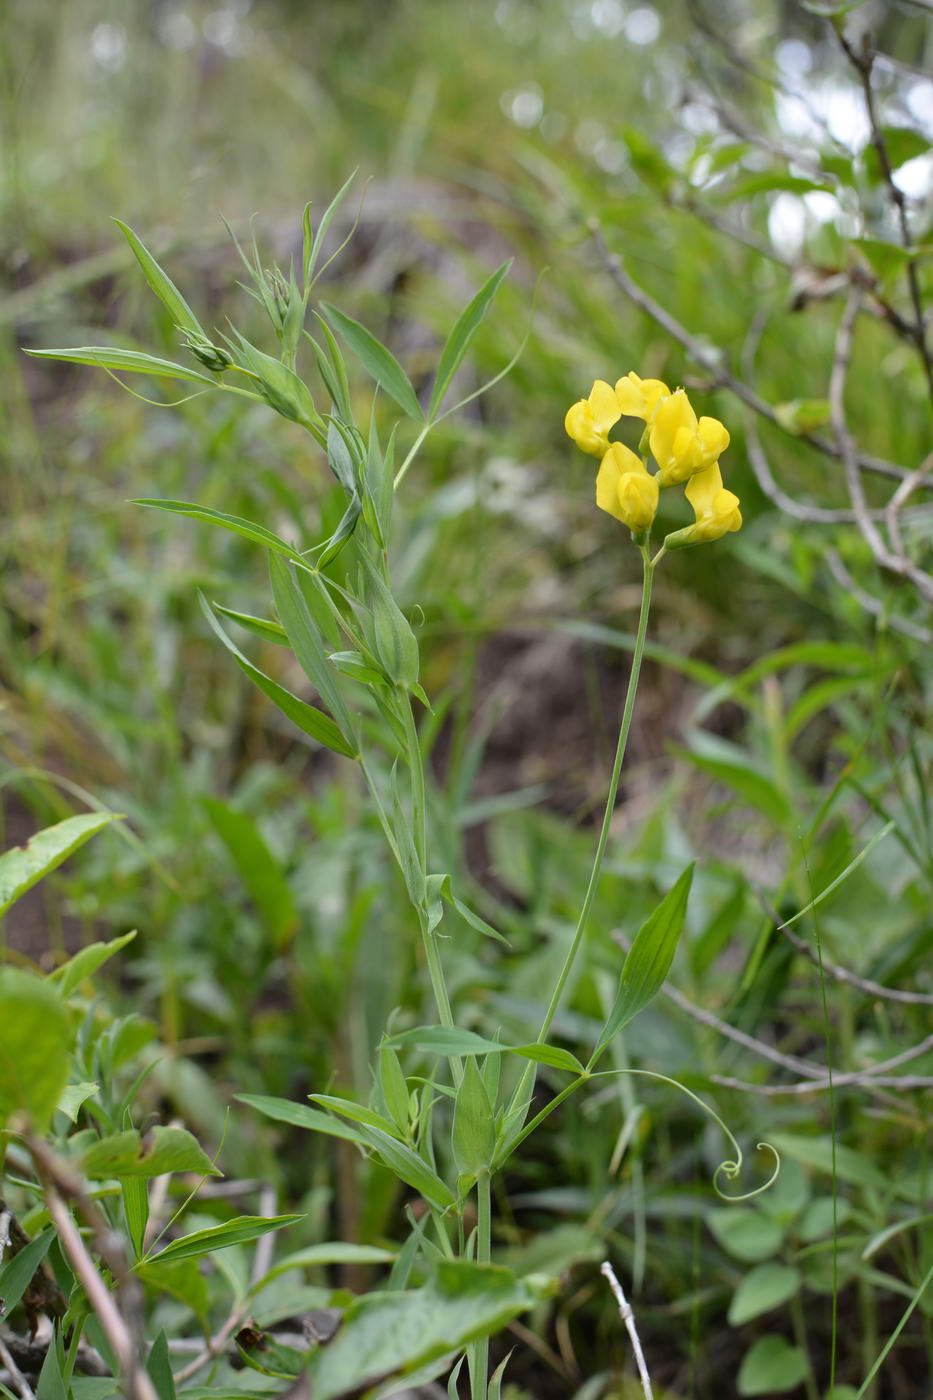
682,462,742,541
596,442,659,532
614,371,670,421
648,389,730,486
565,379,621,457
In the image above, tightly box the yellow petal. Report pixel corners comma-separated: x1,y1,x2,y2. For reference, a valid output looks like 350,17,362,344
615,372,671,420
588,379,621,436
649,389,699,480
684,462,724,518
596,442,624,520
565,400,605,456
695,415,730,470
616,471,659,531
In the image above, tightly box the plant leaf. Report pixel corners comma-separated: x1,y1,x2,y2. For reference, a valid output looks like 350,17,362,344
322,303,423,421
592,863,694,1061
113,221,205,340
0,813,120,917
24,345,216,384
146,1214,302,1265
428,260,512,419
135,499,309,566
0,970,70,1131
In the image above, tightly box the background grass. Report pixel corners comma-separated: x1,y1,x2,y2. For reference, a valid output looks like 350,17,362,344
2,1,932,1396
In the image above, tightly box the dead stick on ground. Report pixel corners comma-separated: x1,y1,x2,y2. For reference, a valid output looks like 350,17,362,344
0,1336,36,1400
601,1262,653,1400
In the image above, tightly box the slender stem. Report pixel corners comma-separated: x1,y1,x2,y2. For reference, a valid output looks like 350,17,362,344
394,423,431,489
401,694,462,1083
503,545,655,1137
469,1170,493,1400
538,544,655,1040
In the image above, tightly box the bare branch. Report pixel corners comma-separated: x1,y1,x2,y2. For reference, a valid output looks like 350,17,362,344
837,29,933,400
831,290,933,604
601,1262,653,1400
713,1071,933,1095
825,549,933,646
779,916,933,1007
0,1336,35,1400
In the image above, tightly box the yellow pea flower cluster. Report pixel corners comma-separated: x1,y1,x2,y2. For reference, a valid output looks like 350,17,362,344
565,372,741,546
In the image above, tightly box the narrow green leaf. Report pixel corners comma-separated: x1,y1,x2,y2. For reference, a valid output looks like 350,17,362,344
135,499,309,565
51,931,137,998
200,596,358,759
24,345,216,384
203,797,298,947
113,221,205,340
429,260,512,419
322,302,423,420
310,1094,403,1138
147,1214,302,1265
236,1092,366,1143
0,1228,55,1316
385,1026,500,1058
145,1331,177,1400
122,1175,149,1261
212,605,289,646
451,1058,495,1177
254,1241,396,1292
508,1044,584,1074
779,822,893,929
304,169,358,288
0,813,120,917
267,555,356,734
593,864,694,1061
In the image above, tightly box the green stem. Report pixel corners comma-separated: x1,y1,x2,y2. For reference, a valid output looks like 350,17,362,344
469,1170,492,1400
504,543,655,1135
394,423,431,490
401,695,462,1082
539,543,655,1041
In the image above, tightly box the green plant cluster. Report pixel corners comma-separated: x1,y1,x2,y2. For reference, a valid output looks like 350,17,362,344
1,2,931,1399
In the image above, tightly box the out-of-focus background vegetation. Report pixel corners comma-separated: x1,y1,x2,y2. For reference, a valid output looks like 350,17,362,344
2,1,932,1396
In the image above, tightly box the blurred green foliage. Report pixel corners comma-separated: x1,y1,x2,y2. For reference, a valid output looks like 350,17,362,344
2,1,932,1397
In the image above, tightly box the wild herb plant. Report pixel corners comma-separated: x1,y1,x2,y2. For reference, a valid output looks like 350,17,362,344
5,184,778,1399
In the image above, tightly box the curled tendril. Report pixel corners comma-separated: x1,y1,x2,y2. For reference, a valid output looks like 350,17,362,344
589,1069,781,1202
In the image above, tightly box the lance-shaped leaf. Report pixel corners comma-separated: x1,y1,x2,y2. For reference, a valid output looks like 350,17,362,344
146,1214,303,1265
135,498,310,566
322,303,423,421
24,345,216,383
429,260,512,420
200,595,357,759
591,863,694,1063
0,812,120,917
113,220,206,340
268,555,356,736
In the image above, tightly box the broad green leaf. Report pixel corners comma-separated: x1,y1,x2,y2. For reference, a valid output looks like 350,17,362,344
722,172,828,200
451,1058,495,1178
429,260,512,419
0,1227,54,1315
864,127,930,181
146,1213,302,1265
0,970,70,1131
229,331,322,430
772,398,831,434
322,302,424,421
737,1335,809,1395
200,596,358,759
82,1126,220,1180
57,1081,99,1121
592,864,694,1060
0,813,120,917
24,346,216,384
728,1264,801,1325
767,1133,886,1192
854,237,932,286
113,221,205,340
707,1208,784,1263
307,1261,539,1400
236,1093,365,1144
51,931,137,998
508,1044,584,1074
135,499,308,565
212,605,289,646
203,797,298,947
136,1258,210,1322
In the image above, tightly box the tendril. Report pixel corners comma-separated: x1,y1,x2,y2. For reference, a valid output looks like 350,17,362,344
589,1069,781,1201
96,361,208,408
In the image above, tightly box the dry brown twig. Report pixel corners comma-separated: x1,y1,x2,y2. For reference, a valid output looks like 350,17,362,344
601,1261,653,1400
0,1335,36,1400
